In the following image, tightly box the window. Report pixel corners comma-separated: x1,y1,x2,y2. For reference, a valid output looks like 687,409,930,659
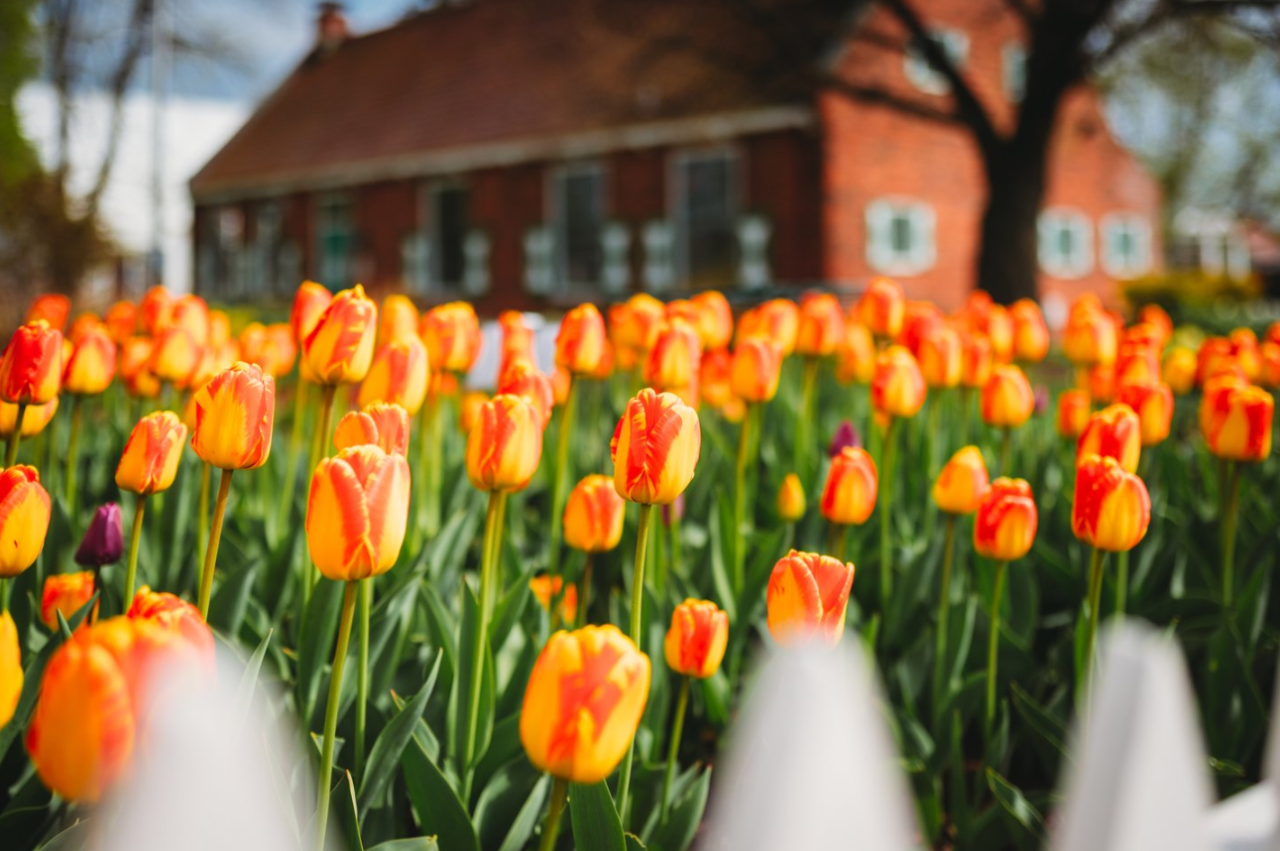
252,202,285,297
1038,208,1093,278
1002,42,1026,103
550,163,606,289
904,28,969,96
433,183,470,290
217,206,245,298
1099,213,1152,278
674,149,738,289
315,193,354,290
865,198,936,276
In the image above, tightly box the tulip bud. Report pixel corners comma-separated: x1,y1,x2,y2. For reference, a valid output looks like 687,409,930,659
75,503,124,567
1072,454,1151,552
334,402,411,456
1201,378,1274,462
1064,304,1117,366
776,473,807,522
896,301,944,358
0,397,57,439
466,394,544,493
984,305,1015,364
168,295,210,347
665,599,729,678
961,334,994,389
646,319,702,395
855,276,904,339
358,336,429,415
1077,403,1141,473
498,311,536,373
611,294,666,363
1261,341,1280,389
519,625,651,783
1138,304,1173,346
127,586,215,664
610,388,701,505
291,281,334,346
41,571,96,629
458,391,488,434
919,326,962,389
1116,381,1173,447
1196,337,1237,386
973,477,1037,561
828,420,861,457
148,327,200,385
1086,361,1116,403
0,321,63,404
27,294,71,330
738,299,800,356
420,301,482,374
1011,299,1049,363
699,348,733,409
0,466,51,578
119,337,160,399
378,294,420,346
62,328,116,396
139,286,173,336
307,444,412,581
529,575,578,623
980,364,1034,428
304,284,378,385
933,446,990,515
836,322,876,385
563,474,626,552
191,362,276,470
796,293,845,357
730,339,782,403
1116,342,1160,387
1056,389,1091,439
766,550,855,646
871,346,926,419
553,304,606,376
117,412,187,495
691,290,734,351
820,447,878,526
0,611,19,728
1230,328,1262,381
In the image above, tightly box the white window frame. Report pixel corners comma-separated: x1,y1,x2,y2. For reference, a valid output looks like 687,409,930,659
904,28,969,96
548,161,607,291
864,197,937,277
670,146,741,288
1038,207,1094,279
1002,42,1026,103
1099,212,1152,278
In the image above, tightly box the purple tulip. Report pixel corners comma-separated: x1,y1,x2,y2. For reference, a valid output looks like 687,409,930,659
75,503,124,567
828,420,861,457
661,493,685,527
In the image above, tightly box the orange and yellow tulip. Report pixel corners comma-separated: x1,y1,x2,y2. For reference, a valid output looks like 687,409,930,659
766,550,855,646
699,348,733,410
168,295,210,347
421,301,482,375
610,388,701,505
1116,381,1173,447
919,326,962,389
896,301,944,358
974,477,1037,561
796,293,845,357
498,311,536,373
1056,389,1091,439
1011,299,1049,363
1064,302,1117,366
466,394,544,493
665,599,729,678
148,327,200,385
1,321,63,405
127,587,215,663
820,447,878,525
1115,342,1160,387
104,301,136,344
1,611,19,728
304,285,378,385
855,276,904,339
190,362,275,470
1072,454,1151,552
459,391,489,434
871,346,926,418
27,294,70,331
358,336,429,415
139,286,173,336
0,466,50,577
836,322,877,385
334,403,411,457
563,474,626,552
529,575,578,624
41,571,96,630
291,281,334,346
645,319,702,395
519,625,650,783
1196,337,1238,386
1201,378,1274,462
777,473,806,521
740,299,800,356
1077,404,1141,473
0,398,57,439
980,365,1034,428
307,444,412,581
116,412,187,495
933,446,990,514
120,337,160,399
556,304,608,376
961,333,994,389
378,294,420,346
496,359,554,430
730,339,782,403
62,328,116,396
691,290,734,351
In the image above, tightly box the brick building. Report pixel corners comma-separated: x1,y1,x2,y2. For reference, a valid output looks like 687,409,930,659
190,0,1161,319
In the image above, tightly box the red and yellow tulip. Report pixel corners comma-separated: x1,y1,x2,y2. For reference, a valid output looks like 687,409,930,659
610,388,701,505
766,550,855,646
307,444,412,581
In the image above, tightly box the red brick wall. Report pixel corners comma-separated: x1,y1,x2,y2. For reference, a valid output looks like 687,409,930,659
821,0,1162,312
353,180,418,296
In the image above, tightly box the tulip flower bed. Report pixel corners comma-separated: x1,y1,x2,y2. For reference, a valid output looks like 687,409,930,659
0,280,1278,851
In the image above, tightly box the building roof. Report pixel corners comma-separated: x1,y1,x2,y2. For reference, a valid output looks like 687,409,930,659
190,0,840,201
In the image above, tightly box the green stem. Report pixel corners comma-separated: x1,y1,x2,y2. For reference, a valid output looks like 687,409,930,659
933,514,957,724
998,427,1012,477
732,404,753,596
314,580,358,851
617,503,654,824
197,468,233,620
879,417,898,613
985,560,1007,738
794,357,819,478
305,385,338,605
537,778,570,851
669,509,683,584
1222,461,1242,610
959,388,971,448
834,524,849,564
124,495,147,605
927,398,942,478
548,377,578,585
1079,548,1106,700
1,577,10,613
426,391,446,538
1114,549,1129,617
354,577,371,785
279,379,311,528
5,402,27,467
659,677,691,825
64,396,83,509
463,491,507,779
197,461,211,572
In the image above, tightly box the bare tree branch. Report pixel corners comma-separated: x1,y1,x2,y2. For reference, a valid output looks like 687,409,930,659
822,77,966,125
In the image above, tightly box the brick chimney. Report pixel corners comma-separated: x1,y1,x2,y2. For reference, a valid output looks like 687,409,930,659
316,2,348,53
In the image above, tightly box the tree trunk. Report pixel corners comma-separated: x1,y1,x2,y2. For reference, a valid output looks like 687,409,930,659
975,144,1048,305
